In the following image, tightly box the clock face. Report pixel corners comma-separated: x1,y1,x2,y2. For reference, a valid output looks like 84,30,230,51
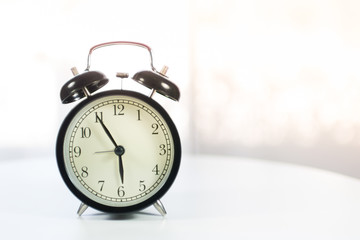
56,90,181,213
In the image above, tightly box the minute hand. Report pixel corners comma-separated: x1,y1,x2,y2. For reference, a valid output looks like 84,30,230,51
96,116,118,147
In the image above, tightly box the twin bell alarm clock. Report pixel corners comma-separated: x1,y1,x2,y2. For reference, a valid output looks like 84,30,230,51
56,41,181,216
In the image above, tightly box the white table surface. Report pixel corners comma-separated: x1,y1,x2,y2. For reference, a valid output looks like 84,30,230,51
1,154,360,239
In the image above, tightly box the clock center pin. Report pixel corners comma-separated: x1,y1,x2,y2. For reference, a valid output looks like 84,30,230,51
114,145,125,156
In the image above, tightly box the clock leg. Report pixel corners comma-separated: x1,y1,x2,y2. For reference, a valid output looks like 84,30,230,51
153,199,167,216
77,202,88,216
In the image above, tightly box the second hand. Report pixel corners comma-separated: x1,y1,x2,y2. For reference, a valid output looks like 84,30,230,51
94,150,114,154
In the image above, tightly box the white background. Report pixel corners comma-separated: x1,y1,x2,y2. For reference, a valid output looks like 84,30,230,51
2,155,360,239
1,0,360,178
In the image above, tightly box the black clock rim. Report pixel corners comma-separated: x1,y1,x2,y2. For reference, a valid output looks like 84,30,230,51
56,90,181,214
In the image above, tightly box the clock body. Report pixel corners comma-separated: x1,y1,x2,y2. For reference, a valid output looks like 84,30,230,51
56,89,181,213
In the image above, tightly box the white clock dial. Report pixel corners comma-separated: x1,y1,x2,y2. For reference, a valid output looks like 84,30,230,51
61,92,176,208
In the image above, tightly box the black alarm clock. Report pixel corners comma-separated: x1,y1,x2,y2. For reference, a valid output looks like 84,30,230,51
56,41,181,216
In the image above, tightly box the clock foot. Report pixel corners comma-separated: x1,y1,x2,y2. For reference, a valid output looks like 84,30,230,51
77,202,88,216
153,199,167,216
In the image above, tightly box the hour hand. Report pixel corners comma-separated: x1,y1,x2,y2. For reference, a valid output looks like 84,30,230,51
96,116,118,147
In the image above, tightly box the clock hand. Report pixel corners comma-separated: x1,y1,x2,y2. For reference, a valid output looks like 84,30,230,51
118,155,124,184
96,116,125,184
94,150,114,154
96,116,118,147
114,146,125,184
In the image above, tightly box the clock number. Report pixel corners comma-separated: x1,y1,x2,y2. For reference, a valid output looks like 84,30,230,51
73,146,81,157
114,104,125,116
152,123,159,135
152,164,160,175
81,166,89,178
159,144,166,155
137,110,141,121
81,127,91,138
98,180,105,191
95,112,103,123
117,186,125,197
139,180,146,192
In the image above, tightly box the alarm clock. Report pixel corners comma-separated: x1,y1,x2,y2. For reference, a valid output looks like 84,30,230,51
56,41,181,216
